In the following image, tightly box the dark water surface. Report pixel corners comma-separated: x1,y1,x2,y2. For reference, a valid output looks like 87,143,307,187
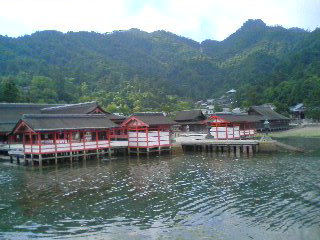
0,138,320,239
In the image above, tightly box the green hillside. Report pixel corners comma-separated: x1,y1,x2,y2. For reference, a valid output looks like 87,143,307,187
0,19,319,116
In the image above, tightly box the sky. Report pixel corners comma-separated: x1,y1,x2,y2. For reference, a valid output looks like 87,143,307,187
0,0,319,42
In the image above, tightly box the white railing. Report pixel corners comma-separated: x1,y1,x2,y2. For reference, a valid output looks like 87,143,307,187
24,140,130,154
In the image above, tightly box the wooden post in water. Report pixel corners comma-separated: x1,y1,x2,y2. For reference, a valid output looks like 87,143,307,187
243,145,248,156
230,146,235,157
39,154,43,167
223,146,228,154
255,145,259,153
236,146,241,157
248,145,253,156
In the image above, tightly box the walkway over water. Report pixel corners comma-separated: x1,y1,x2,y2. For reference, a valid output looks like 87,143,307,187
175,134,259,155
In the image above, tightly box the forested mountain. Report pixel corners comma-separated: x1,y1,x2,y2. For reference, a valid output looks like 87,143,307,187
0,19,319,116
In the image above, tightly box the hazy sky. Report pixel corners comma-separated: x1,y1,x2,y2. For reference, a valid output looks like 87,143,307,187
0,0,319,41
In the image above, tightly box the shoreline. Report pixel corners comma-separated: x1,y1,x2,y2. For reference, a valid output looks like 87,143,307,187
261,125,320,138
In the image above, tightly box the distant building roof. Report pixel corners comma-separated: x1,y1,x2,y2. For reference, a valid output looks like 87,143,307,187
232,108,242,114
133,112,164,117
174,110,206,122
0,103,63,123
122,112,177,127
0,103,63,133
0,123,17,133
290,103,306,112
215,113,264,123
14,114,118,132
41,101,105,114
227,89,236,94
249,106,289,120
41,101,125,121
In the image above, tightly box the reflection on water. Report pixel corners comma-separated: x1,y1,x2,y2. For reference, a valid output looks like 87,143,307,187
1,138,320,239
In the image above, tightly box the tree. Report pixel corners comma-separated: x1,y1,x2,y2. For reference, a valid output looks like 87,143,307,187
29,76,58,103
1,77,20,102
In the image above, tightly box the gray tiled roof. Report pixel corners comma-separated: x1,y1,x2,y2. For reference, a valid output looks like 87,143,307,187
174,110,206,122
249,106,289,120
0,103,63,123
0,123,17,133
214,113,264,123
129,112,177,126
41,101,104,114
0,103,63,133
19,114,118,132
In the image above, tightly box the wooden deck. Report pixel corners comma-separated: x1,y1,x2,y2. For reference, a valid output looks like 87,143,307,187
176,135,259,155
177,139,259,145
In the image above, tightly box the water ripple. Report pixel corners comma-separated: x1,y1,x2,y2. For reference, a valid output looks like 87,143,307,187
0,140,320,239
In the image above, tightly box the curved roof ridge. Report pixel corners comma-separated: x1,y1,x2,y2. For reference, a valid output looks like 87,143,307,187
41,101,97,111
23,113,107,119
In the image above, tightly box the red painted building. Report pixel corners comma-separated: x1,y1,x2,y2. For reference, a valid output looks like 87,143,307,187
11,114,121,159
121,113,177,153
206,115,256,139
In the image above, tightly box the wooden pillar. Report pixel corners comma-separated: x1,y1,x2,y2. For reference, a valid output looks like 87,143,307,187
243,145,248,155
108,129,112,157
236,146,241,157
38,133,42,156
225,123,228,140
54,132,58,164
22,134,26,159
230,146,235,157
146,127,149,149
136,127,139,155
223,146,228,153
146,127,150,156
95,130,99,154
39,154,43,167
69,130,72,154
248,145,253,156
158,127,161,155
215,125,218,140
83,130,86,155
29,132,33,156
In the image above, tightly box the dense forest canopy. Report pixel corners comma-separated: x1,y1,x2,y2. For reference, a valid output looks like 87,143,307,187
0,19,319,116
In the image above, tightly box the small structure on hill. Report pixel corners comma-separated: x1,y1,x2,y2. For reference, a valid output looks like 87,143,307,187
121,112,177,155
289,103,306,120
174,110,206,132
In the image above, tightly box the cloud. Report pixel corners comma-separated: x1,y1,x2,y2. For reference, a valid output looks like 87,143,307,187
0,0,319,41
